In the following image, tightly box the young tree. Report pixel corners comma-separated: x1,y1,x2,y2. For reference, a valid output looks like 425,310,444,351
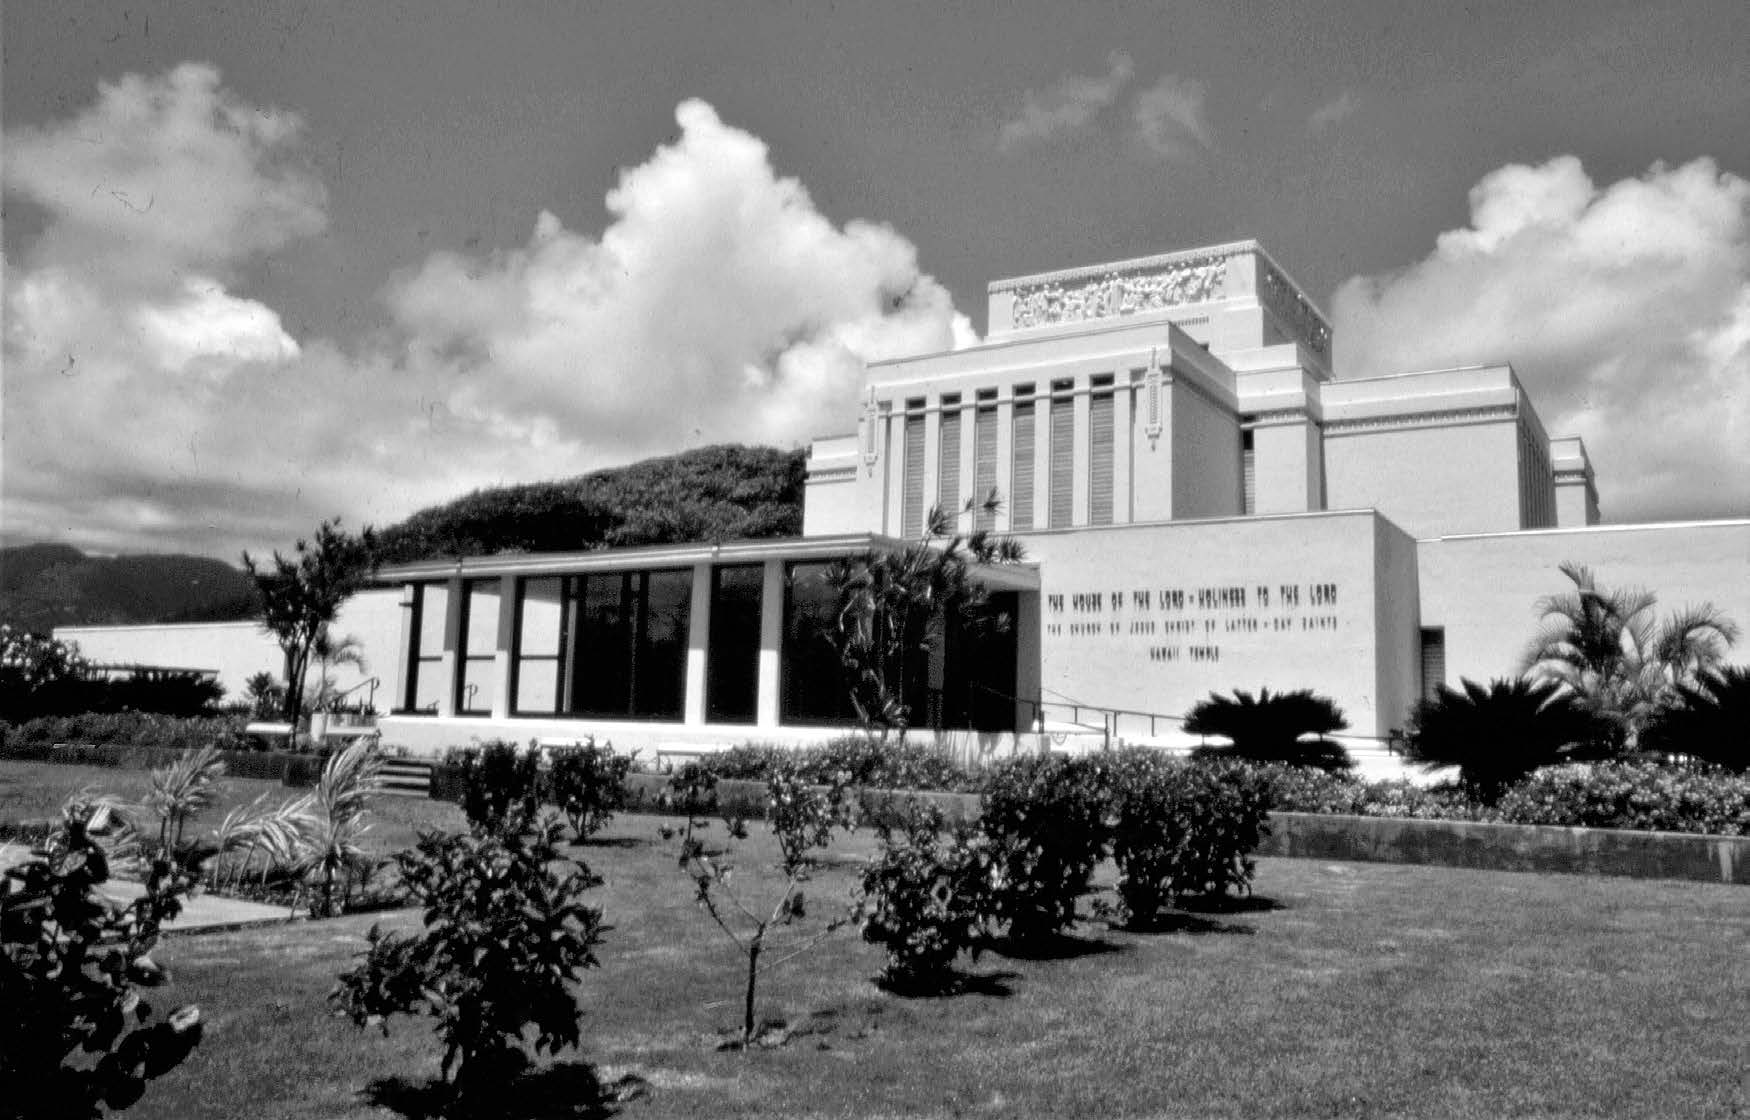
331,816,604,1103
666,763,854,1048
824,493,1023,736
1521,562,1739,745
242,520,376,749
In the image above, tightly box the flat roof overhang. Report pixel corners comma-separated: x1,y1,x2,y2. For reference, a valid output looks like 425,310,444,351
375,533,1041,592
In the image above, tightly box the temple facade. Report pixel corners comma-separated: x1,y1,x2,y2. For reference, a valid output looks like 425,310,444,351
61,241,1750,768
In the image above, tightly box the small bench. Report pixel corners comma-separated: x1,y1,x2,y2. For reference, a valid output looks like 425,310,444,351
243,722,294,745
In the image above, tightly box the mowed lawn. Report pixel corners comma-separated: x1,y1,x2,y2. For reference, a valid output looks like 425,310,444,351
0,760,465,856
22,798,1735,1120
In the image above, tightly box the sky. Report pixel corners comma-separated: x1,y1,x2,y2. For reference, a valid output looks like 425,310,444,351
4,0,1748,561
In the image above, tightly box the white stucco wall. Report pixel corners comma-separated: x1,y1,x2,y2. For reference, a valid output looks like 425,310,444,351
54,587,404,706
1325,418,1522,539
1416,520,1750,690
1014,511,1402,736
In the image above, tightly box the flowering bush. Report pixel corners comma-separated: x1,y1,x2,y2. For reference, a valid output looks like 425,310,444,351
1104,755,1273,925
1496,762,1750,836
978,755,1108,942
704,736,980,792
855,806,990,991
2,713,251,755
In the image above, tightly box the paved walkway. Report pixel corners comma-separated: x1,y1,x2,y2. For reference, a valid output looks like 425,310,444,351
2,841,296,934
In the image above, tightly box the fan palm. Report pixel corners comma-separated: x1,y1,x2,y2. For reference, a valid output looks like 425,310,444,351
1185,688,1353,772
1521,562,1738,745
1402,677,1616,800
1639,665,1750,771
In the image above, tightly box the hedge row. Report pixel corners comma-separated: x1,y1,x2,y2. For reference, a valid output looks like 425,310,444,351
0,739,326,787
1,712,255,753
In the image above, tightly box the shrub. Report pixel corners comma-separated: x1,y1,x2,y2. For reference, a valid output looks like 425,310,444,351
450,741,543,834
1496,761,1750,836
1245,764,1485,821
702,736,980,793
977,754,1108,942
1104,755,1273,925
1,800,204,1117
1640,665,1750,771
1403,678,1616,801
1185,689,1353,772
331,815,604,1102
0,713,250,754
546,739,633,843
855,806,990,991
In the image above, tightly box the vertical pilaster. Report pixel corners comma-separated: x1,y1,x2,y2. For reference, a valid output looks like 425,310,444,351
994,396,1014,531
1072,381,1091,525
684,563,712,725
1113,378,1133,525
438,576,464,718
1032,393,1052,529
922,404,942,528
490,576,515,720
755,559,785,728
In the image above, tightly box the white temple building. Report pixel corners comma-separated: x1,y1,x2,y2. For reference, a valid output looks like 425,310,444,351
61,241,1750,768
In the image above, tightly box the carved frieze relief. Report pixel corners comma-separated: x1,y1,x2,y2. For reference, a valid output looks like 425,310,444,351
1009,257,1229,329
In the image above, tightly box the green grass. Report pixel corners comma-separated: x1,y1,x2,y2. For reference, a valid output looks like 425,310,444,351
0,760,465,856
32,807,1742,1120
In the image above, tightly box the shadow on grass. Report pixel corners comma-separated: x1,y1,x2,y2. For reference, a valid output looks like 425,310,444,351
988,932,1126,961
874,967,1021,999
361,1061,646,1119
572,836,646,850
1121,911,1257,936
1176,893,1283,915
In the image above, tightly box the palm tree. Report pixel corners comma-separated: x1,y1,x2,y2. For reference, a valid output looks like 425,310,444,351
1521,563,1739,745
139,745,228,855
1402,677,1616,800
294,736,386,916
1639,665,1750,771
305,626,368,715
1185,688,1353,772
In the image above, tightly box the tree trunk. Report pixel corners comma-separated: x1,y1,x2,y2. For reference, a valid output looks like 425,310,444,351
743,932,762,1048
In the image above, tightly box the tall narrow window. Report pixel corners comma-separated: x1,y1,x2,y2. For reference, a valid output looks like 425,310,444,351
567,570,692,721
1242,428,1257,515
1089,374,1114,525
902,399,926,538
1011,386,1035,531
780,562,857,726
706,565,763,724
1049,378,1075,528
937,393,962,517
513,577,566,714
403,582,448,714
1419,627,1446,700
973,389,998,530
456,579,499,714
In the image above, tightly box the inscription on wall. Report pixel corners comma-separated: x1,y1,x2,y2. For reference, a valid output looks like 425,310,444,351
1045,582,1342,663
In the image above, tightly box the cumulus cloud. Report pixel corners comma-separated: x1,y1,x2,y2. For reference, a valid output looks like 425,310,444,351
1308,90,1359,132
3,69,970,558
1132,74,1212,161
1334,155,1750,523
997,51,1135,149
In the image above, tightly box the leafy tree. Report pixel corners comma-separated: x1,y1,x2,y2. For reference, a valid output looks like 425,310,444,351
1521,562,1739,745
545,739,633,843
371,444,805,564
824,493,1024,736
1402,677,1616,800
1185,688,1353,772
243,672,284,719
242,520,376,748
1640,665,1750,771
332,816,604,1104
666,763,854,1048
1,799,204,1118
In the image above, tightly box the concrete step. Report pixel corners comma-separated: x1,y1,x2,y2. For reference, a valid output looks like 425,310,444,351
378,759,434,798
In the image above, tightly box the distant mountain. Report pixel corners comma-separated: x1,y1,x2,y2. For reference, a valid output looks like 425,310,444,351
373,443,807,564
0,543,260,634
3,443,809,631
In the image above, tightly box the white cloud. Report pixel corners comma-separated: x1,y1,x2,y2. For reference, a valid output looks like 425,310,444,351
997,51,1135,149
1308,90,1359,132
1334,155,1750,523
1132,74,1212,161
3,70,970,557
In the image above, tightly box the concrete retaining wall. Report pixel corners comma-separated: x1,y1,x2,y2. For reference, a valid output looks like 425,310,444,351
1260,811,1749,885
